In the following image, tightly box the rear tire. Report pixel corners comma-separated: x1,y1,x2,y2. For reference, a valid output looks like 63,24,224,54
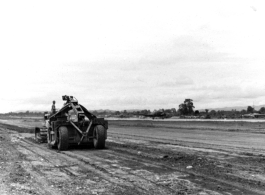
93,125,105,149
57,126,69,151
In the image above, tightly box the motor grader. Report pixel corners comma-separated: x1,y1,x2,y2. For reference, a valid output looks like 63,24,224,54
35,95,108,150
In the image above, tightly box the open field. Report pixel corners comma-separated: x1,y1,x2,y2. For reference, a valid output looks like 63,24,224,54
1,117,265,194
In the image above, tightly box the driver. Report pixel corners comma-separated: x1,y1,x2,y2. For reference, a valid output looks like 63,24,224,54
51,100,56,114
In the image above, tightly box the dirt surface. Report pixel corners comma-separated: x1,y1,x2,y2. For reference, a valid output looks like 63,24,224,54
1,119,265,194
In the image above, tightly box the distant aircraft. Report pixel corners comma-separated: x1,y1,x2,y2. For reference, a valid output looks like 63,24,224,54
115,114,129,118
242,113,265,118
242,113,255,118
138,111,172,119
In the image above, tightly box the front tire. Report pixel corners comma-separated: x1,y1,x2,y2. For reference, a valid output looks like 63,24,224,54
47,128,56,149
35,128,40,142
93,125,105,149
57,126,69,151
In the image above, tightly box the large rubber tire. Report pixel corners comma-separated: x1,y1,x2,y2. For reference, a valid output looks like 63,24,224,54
35,128,40,142
57,126,69,151
35,128,47,143
93,125,106,149
47,128,56,149
47,142,55,149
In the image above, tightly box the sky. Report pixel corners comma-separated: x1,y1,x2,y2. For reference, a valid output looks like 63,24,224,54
0,0,265,113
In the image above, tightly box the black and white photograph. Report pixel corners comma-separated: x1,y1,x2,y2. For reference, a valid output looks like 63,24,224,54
1,0,265,194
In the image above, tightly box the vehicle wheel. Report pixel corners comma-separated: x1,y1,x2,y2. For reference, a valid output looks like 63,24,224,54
47,142,54,149
47,128,56,149
36,128,48,143
93,125,105,149
57,126,68,151
35,128,40,142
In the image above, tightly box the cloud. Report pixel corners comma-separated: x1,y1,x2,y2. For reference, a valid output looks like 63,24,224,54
160,76,194,87
1,1,265,113
84,34,232,73
134,35,231,68
99,96,148,109
182,83,265,110
250,6,257,12
194,84,265,100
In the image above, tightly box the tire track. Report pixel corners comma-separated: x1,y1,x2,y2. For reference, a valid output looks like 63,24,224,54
19,138,172,194
106,138,265,195
108,132,265,156
18,134,265,195
21,138,223,194
62,150,180,195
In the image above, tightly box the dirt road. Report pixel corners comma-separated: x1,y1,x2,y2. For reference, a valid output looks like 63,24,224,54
1,119,265,194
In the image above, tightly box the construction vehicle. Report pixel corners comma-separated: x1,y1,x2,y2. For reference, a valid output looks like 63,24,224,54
35,95,108,150
35,112,49,143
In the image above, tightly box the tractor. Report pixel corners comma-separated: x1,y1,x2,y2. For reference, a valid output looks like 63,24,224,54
35,95,108,150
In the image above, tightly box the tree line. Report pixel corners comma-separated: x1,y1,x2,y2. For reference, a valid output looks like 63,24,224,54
0,111,44,117
1,99,264,119
178,99,265,118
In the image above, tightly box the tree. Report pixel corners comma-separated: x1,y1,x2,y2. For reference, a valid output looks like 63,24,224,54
241,109,247,114
185,99,194,114
247,106,254,113
115,111,120,115
178,99,195,115
171,108,177,115
210,110,216,116
259,107,265,114
140,109,149,115
179,103,187,115
194,110,200,115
